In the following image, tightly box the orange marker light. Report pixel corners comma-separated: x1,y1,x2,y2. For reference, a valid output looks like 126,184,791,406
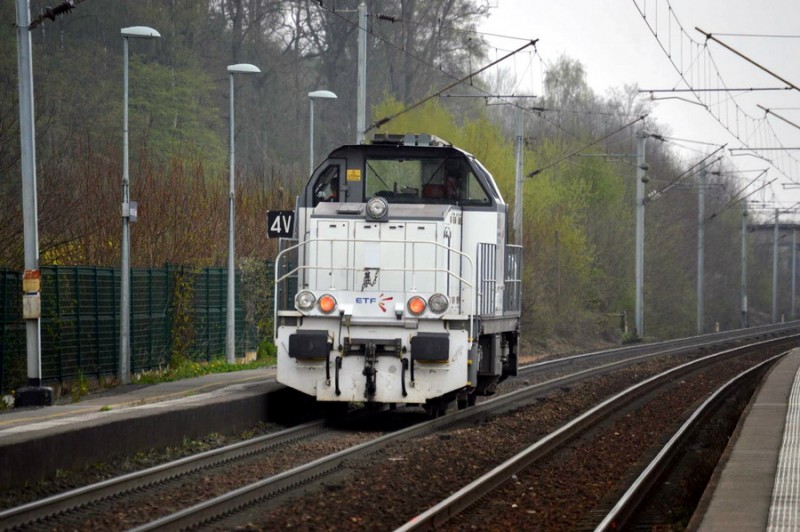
407,296,426,316
318,294,337,314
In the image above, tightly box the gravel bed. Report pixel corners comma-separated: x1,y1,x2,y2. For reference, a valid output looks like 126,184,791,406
0,425,278,511
1,345,772,530
0,348,618,515
222,351,774,530
449,353,772,530
24,424,394,531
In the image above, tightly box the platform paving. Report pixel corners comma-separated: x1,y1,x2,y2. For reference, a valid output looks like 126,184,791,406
0,367,280,490
694,348,800,531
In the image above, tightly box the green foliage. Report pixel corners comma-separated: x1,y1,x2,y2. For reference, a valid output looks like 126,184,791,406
0,0,774,355
257,338,277,363
70,371,90,403
170,269,197,368
133,356,271,385
238,257,276,364
372,96,461,142
128,58,225,171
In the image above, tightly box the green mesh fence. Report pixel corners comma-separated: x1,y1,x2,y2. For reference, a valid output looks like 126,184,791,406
0,264,265,395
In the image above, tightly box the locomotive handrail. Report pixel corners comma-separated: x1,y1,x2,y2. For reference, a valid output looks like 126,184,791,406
273,237,477,337
274,237,475,295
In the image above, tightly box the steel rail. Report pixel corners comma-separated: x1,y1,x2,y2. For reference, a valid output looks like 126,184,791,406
133,332,800,531
395,335,799,531
4,323,797,530
517,320,800,377
129,358,650,531
0,419,329,530
593,352,786,531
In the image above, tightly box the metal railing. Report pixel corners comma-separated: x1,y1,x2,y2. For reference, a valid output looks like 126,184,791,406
273,237,475,325
504,245,523,315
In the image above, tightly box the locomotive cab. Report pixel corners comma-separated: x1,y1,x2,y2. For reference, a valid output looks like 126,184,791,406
275,133,521,412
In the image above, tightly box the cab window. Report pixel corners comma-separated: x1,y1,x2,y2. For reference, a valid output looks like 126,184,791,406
365,156,490,205
311,165,339,206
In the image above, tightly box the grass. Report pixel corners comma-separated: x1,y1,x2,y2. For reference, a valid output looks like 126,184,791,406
71,371,90,403
132,354,276,385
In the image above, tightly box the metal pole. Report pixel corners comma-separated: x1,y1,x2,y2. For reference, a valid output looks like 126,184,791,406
356,2,367,144
309,97,315,176
634,131,646,338
117,26,159,383
226,72,236,363
120,36,131,384
696,168,706,334
16,0,49,404
773,208,779,323
513,108,524,245
741,206,748,328
793,228,797,319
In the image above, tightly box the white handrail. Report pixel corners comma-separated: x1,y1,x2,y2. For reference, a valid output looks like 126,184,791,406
273,237,477,339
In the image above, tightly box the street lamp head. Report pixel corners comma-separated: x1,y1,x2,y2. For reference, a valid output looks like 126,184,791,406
309,90,338,100
121,26,161,39
227,63,261,75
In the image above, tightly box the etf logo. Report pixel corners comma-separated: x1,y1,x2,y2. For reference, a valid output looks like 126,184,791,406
355,294,394,312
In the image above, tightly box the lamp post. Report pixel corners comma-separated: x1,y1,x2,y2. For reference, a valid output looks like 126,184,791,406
226,63,261,364
120,26,160,385
308,90,337,175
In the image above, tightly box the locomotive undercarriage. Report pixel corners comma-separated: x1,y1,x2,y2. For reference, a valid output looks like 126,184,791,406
278,315,518,416
278,318,472,406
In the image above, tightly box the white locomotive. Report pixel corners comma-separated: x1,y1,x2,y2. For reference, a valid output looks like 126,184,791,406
274,133,521,414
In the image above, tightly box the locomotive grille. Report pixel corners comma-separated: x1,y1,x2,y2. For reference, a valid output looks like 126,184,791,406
477,242,497,316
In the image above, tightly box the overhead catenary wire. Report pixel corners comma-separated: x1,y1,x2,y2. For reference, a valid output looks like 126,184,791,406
315,4,546,127
711,33,800,39
632,0,800,190
710,179,777,221
527,114,648,177
366,39,538,133
697,27,800,94
326,3,646,158
647,147,726,202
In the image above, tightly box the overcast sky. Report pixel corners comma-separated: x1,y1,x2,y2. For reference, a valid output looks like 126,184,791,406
479,0,800,214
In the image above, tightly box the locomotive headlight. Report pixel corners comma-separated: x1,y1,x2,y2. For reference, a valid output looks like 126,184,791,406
407,295,426,316
428,293,449,314
366,197,389,221
295,290,316,312
318,294,338,314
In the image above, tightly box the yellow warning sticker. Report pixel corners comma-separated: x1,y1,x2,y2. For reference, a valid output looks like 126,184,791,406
347,169,361,182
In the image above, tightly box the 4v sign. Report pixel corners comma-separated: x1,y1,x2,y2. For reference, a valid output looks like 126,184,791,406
267,211,295,238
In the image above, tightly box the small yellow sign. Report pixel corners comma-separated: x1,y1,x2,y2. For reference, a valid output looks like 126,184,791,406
347,169,361,182
22,269,41,293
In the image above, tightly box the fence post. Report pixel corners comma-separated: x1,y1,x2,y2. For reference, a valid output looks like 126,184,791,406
165,264,171,365
74,267,82,378
93,267,100,379
148,268,153,369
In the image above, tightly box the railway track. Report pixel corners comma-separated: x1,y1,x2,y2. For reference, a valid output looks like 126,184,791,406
401,336,795,531
0,419,336,530
1,324,797,530
591,355,778,530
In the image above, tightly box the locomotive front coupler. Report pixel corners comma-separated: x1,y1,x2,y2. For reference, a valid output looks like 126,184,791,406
363,342,378,398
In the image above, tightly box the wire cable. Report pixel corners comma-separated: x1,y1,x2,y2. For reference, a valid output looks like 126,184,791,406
366,39,538,133
527,114,648,177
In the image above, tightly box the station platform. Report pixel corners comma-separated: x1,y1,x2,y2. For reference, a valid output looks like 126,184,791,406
693,348,800,531
0,367,281,490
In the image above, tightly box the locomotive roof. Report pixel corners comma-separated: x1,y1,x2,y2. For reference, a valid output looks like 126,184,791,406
301,135,506,210
327,142,474,160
